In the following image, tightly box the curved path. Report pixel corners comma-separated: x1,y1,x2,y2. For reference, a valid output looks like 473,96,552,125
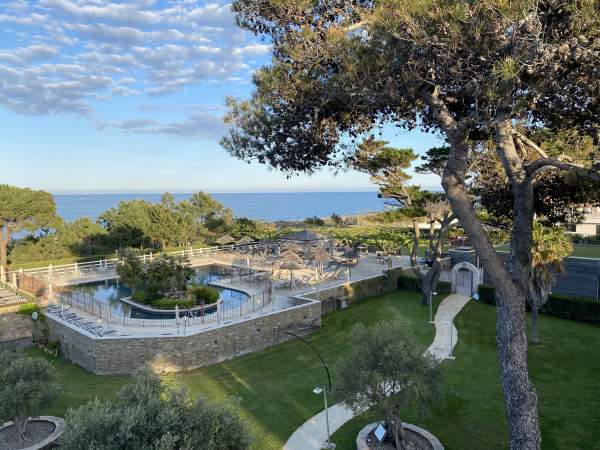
283,294,470,450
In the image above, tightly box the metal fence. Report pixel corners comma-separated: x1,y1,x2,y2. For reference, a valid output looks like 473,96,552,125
49,268,274,329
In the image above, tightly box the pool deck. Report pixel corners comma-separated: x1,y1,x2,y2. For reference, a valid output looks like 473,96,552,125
45,254,414,339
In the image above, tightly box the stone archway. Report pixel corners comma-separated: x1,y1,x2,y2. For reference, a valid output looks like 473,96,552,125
451,261,481,296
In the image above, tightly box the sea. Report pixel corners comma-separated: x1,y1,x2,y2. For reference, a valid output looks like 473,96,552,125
53,192,388,223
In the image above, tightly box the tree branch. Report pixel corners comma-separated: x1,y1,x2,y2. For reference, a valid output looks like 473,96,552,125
526,158,600,182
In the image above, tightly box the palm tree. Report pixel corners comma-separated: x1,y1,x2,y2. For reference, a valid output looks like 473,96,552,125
528,221,572,344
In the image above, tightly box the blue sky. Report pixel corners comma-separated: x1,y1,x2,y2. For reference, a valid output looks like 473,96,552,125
0,0,444,193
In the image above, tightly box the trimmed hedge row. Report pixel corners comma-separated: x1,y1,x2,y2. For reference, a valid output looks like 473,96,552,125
476,284,600,324
396,273,452,295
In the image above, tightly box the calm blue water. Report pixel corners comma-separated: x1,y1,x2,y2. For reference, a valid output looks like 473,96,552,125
66,265,250,319
53,192,386,222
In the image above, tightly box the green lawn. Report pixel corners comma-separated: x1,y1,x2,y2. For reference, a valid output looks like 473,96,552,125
332,301,600,450
30,290,436,450
26,291,600,450
496,243,600,259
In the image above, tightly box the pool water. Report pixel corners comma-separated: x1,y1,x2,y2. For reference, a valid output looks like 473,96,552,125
65,265,251,319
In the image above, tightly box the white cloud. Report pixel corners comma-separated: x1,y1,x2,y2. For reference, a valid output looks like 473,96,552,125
114,111,226,140
0,0,270,139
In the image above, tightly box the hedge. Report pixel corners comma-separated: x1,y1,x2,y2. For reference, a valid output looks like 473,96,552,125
396,273,452,295
476,284,600,324
151,298,195,309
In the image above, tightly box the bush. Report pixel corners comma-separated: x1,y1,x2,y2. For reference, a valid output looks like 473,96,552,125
151,298,195,309
541,294,600,323
0,352,61,442
476,285,600,323
396,273,421,291
17,302,40,315
477,284,497,305
189,285,220,305
61,371,250,450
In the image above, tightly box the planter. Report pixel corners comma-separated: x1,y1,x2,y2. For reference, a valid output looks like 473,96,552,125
0,416,65,450
356,421,444,450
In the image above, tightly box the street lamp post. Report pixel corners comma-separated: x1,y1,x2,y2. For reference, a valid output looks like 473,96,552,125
429,291,438,323
286,331,335,449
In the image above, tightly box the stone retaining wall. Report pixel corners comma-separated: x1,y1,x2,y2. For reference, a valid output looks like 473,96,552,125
46,301,321,375
303,268,406,315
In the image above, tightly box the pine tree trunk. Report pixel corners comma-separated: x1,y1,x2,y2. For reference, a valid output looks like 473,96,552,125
495,284,541,449
530,307,539,344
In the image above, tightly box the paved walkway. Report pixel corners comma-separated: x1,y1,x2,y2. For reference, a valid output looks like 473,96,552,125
283,294,470,450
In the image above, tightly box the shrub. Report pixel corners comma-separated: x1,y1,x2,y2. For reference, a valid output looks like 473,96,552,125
476,285,600,323
17,302,40,315
477,284,497,305
189,285,220,305
541,294,600,323
0,352,61,442
152,298,195,309
396,273,421,291
61,371,250,450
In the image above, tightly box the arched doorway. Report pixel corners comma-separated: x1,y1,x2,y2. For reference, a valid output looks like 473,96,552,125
451,261,481,297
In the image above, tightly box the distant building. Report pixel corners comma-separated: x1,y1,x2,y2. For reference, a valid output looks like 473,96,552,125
574,207,600,237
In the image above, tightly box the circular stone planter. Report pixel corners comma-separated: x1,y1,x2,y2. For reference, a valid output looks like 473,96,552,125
0,416,65,450
356,421,444,450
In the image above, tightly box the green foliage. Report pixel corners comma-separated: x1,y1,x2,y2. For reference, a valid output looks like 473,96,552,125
571,234,600,245
152,298,195,309
477,284,497,305
540,294,600,324
332,320,443,447
396,272,451,295
304,216,325,226
61,370,250,450
330,214,344,226
477,285,600,324
118,253,194,304
189,285,220,305
0,352,61,440
17,303,40,315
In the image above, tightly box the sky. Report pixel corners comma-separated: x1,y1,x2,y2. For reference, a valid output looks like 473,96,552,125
0,0,445,194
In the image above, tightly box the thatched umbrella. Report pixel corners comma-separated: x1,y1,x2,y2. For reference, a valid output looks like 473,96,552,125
237,236,254,246
280,259,302,288
216,235,235,246
312,248,331,276
280,249,303,262
281,241,303,253
280,251,303,288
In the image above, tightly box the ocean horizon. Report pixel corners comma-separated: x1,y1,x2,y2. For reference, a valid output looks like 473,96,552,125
53,191,391,223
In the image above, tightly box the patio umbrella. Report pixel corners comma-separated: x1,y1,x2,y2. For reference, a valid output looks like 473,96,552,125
280,250,303,263
281,241,303,253
216,235,235,246
312,248,331,276
238,236,254,246
280,259,302,288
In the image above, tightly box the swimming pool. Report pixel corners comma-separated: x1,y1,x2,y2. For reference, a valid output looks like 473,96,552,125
65,264,252,319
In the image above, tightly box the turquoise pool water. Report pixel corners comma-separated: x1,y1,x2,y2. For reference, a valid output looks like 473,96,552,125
65,264,251,319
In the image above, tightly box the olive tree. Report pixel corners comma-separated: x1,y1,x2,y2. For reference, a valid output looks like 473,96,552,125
222,2,600,447
0,352,61,443
61,370,250,450
333,321,442,450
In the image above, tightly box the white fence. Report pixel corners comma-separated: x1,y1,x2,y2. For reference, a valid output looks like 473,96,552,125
3,243,260,284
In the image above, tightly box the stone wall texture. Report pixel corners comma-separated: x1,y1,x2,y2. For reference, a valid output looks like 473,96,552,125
303,268,406,314
46,301,321,375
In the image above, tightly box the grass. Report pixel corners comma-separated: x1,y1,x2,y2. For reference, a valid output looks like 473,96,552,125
29,289,436,450
332,301,600,450
496,243,600,259
26,291,600,450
